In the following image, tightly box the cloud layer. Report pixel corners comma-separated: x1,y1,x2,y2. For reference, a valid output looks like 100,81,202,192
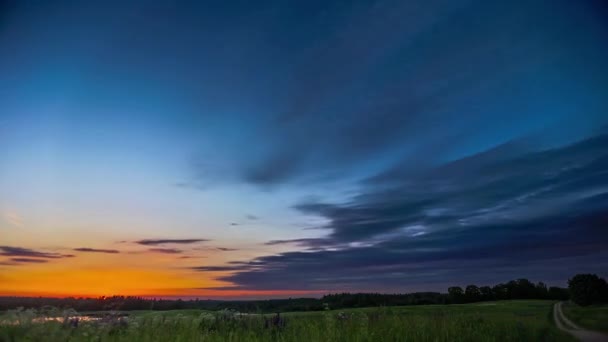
201,134,608,291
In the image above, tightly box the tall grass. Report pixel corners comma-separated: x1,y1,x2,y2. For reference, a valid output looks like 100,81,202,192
0,300,573,341
561,301,608,333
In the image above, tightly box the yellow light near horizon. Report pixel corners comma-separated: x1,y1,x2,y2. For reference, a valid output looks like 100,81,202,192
0,266,326,298
0,267,221,297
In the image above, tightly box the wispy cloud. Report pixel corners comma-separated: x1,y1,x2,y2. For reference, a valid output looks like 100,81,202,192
193,246,239,252
264,238,328,248
10,258,49,263
135,239,209,246
73,248,120,254
216,247,237,252
1,210,22,227
148,248,182,254
178,255,206,259
190,265,248,272
0,246,74,259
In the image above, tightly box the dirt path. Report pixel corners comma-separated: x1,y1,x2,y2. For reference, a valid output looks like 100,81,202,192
553,302,608,342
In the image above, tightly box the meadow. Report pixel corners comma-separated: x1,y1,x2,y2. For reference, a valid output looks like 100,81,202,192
0,300,573,342
561,301,608,334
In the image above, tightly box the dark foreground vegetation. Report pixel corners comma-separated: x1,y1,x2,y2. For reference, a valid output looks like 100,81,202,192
562,301,608,333
0,277,572,313
0,301,572,341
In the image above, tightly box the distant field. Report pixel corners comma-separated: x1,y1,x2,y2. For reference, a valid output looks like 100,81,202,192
561,301,608,333
0,300,573,341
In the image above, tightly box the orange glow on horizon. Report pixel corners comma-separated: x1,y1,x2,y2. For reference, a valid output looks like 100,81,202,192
0,262,324,299
0,289,326,299
0,227,323,299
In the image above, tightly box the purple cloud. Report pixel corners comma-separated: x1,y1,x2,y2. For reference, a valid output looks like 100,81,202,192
135,239,209,246
73,248,120,254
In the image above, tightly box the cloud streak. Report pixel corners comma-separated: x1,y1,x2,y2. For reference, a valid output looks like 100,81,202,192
1,211,22,227
73,248,120,254
148,248,182,254
0,246,74,259
135,239,209,246
10,258,49,263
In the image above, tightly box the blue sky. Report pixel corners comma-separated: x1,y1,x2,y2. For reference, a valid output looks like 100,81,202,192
1,0,607,296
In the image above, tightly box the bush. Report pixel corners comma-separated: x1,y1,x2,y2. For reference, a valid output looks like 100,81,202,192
568,274,608,306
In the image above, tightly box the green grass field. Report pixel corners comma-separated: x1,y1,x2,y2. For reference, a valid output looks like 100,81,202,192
561,301,608,334
0,300,573,342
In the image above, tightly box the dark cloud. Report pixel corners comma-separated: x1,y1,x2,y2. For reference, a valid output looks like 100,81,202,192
135,239,209,246
204,134,608,291
293,134,608,245
10,258,49,263
215,247,237,252
0,246,74,259
178,255,206,259
192,246,238,252
73,248,120,254
246,215,259,220
211,209,608,291
191,265,250,272
148,248,182,254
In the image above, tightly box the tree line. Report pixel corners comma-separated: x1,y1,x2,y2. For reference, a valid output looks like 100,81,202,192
0,274,604,313
446,278,569,304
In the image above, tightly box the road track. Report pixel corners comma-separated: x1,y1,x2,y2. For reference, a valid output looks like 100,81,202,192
553,302,608,342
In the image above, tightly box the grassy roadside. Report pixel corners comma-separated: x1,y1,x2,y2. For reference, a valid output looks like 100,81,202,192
561,301,608,333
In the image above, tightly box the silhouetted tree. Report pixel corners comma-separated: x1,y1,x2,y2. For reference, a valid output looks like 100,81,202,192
465,285,481,302
535,282,548,299
548,286,570,300
448,286,464,303
508,279,536,299
492,283,509,300
479,286,493,301
568,274,608,306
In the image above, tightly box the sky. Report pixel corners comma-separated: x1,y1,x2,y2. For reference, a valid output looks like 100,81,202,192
1,0,607,299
